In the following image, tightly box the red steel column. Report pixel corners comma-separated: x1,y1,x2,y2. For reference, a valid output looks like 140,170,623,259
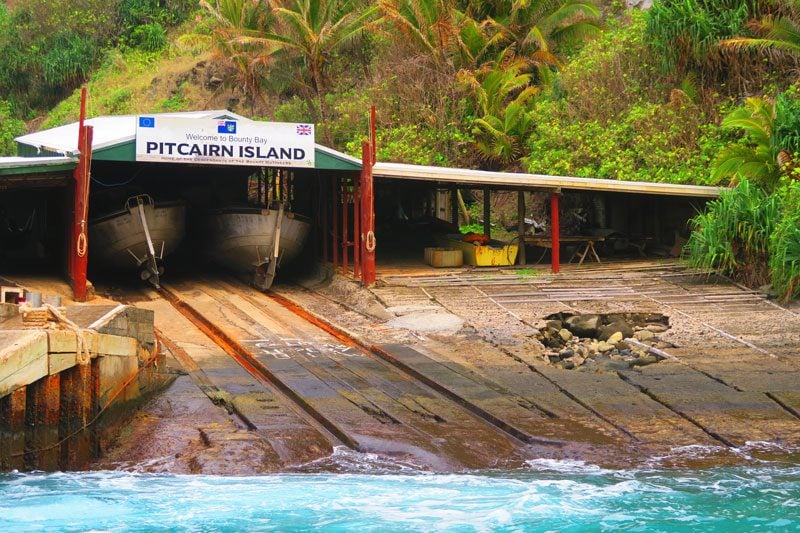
550,192,560,274
71,88,93,302
353,179,361,279
360,141,376,286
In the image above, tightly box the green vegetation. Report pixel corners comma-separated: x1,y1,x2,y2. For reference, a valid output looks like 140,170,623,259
685,179,800,300
0,99,26,156
1,0,799,296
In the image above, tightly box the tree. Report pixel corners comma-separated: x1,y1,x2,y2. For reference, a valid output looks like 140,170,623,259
269,0,380,119
711,96,792,190
458,53,539,168
201,0,279,110
720,14,800,56
379,0,461,67
485,0,601,74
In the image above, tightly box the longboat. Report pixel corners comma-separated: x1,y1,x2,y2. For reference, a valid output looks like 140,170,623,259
89,194,186,287
205,203,311,290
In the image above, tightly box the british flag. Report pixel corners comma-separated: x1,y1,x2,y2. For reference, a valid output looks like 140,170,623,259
296,124,312,136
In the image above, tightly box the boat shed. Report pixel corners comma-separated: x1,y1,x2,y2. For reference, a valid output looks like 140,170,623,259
12,109,369,299
6,107,724,299
371,162,722,273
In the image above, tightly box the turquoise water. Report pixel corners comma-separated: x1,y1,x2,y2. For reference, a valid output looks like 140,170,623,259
3,460,800,532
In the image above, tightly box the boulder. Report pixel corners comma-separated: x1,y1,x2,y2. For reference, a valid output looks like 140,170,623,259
558,328,573,342
607,331,624,345
597,320,634,341
564,314,601,337
546,320,563,330
597,341,615,352
634,329,655,341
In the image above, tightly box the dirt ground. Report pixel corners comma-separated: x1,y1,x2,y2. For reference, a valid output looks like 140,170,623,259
98,259,800,472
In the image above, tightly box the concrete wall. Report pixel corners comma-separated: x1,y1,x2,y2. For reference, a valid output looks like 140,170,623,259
0,305,171,471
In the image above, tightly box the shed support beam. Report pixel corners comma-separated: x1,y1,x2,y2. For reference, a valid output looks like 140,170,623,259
483,188,491,237
360,141,376,286
550,193,560,274
70,88,93,302
517,191,526,265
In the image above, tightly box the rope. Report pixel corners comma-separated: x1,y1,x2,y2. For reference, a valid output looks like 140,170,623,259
75,124,92,259
365,230,376,252
44,303,92,365
76,224,87,257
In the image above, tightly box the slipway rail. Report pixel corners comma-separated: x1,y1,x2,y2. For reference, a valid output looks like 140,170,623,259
155,278,617,470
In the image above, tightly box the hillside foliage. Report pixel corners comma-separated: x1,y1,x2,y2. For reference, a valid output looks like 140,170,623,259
1,0,800,296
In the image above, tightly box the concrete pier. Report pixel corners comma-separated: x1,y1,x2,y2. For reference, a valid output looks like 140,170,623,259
0,304,170,471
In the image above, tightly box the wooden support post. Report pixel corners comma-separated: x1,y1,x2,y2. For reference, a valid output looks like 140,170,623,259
342,181,350,276
321,180,329,264
517,191,526,265
25,374,61,471
90,358,100,457
59,364,93,470
550,192,560,274
0,387,27,471
483,188,491,237
450,188,459,225
360,141,376,286
332,178,339,270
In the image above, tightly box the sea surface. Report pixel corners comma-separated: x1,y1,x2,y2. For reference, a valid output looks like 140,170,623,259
3,455,800,532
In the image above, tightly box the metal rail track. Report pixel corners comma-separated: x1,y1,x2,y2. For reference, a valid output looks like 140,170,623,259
383,266,800,449
154,280,561,463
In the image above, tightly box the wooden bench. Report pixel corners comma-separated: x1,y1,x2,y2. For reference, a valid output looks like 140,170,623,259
522,236,605,265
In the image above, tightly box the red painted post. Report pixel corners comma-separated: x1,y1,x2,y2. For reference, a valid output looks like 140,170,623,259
550,192,560,274
353,179,360,279
71,88,93,302
360,141,376,286
332,178,339,270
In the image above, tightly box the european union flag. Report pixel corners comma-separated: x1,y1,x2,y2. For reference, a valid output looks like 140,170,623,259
139,116,155,128
218,120,237,134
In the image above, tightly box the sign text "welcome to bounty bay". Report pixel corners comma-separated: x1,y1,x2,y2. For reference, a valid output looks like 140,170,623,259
135,116,315,168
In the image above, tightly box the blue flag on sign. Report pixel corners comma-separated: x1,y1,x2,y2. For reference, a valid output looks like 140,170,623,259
218,120,237,134
139,116,155,128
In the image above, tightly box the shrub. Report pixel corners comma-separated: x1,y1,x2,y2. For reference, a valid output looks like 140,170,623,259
685,178,800,299
0,99,25,156
130,23,168,52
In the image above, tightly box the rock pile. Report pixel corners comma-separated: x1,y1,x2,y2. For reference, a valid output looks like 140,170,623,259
536,312,672,371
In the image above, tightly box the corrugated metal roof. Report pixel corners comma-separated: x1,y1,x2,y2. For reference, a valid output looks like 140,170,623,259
0,156,77,177
373,162,722,198
15,110,247,156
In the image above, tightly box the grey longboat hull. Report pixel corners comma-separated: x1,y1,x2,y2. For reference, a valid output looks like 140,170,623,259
90,201,186,269
206,207,311,275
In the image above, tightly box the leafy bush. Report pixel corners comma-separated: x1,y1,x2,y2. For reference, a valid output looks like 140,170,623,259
645,0,757,77
41,32,97,89
0,99,25,156
685,179,800,299
130,23,168,52
769,182,800,300
526,95,726,184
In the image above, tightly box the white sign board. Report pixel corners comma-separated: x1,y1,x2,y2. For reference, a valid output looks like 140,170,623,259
135,116,315,168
